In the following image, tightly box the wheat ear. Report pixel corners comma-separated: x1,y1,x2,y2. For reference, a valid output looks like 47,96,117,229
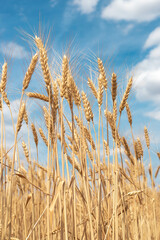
97,58,107,90
98,74,103,106
0,62,7,91
111,72,117,103
26,92,49,102
119,77,132,113
39,128,48,147
88,77,97,99
1,90,10,107
22,53,38,91
125,102,132,126
35,36,51,87
17,103,25,133
22,141,30,163
144,126,150,149
31,123,38,147
81,91,93,122
60,55,68,98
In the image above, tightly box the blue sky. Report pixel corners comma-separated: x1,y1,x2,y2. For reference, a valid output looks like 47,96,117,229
1,0,160,181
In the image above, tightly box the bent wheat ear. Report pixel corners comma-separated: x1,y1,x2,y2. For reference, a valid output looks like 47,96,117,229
22,53,38,91
17,103,25,133
119,77,132,113
88,77,97,99
26,92,49,102
39,128,48,147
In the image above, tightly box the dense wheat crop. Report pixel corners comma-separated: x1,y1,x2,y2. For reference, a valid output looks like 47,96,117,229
0,35,160,240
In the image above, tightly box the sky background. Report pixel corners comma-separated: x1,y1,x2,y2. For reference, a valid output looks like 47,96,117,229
0,0,160,183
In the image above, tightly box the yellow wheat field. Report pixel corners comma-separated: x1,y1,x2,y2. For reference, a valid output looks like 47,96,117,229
0,35,160,240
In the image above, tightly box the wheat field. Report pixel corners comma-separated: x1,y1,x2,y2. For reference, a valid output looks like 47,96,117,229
0,35,160,240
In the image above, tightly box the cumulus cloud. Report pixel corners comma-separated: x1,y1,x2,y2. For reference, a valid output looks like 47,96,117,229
101,0,160,22
145,109,160,121
144,27,160,49
72,0,99,14
133,27,160,103
0,41,28,59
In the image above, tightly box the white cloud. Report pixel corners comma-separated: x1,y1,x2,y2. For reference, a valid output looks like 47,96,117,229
101,0,160,22
122,24,134,35
133,27,160,103
0,42,28,59
144,27,160,49
73,0,99,14
145,109,160,121
50,0,58,7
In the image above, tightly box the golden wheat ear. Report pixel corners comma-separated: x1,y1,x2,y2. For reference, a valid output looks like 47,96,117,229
26,92,49,102
111,72,117,103
119,77,132,113
31,123,38,147
17,102,25,133
22,53,38,91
